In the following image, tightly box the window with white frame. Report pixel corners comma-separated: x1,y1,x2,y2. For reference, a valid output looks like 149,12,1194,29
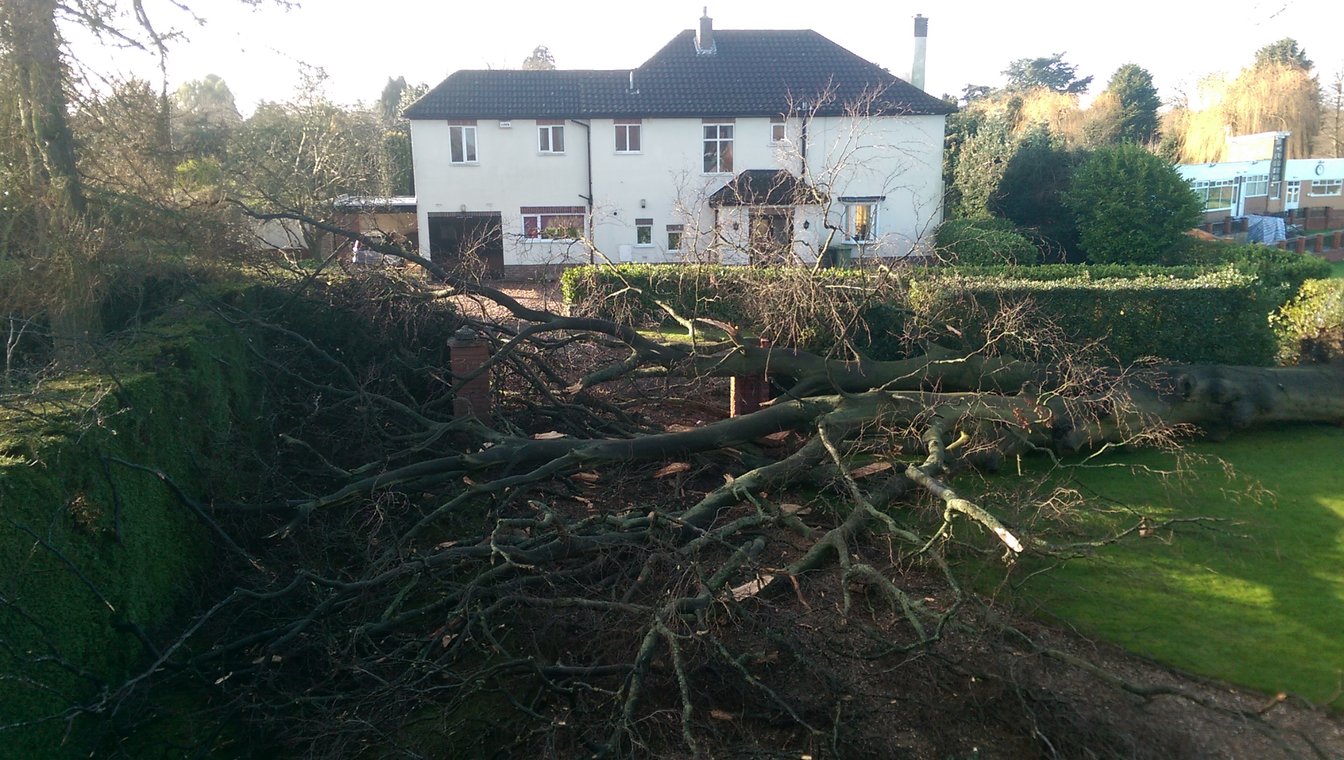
1243,175,1269,197
635,218,653,245
703,122,734,173
666,224,683,251
449,125,477,164
521,206,585,240
615,121,641,153
1191,179,1237,212
1309,179,1343,197
771,116,787,143
844,201,878,243
538,123,565,154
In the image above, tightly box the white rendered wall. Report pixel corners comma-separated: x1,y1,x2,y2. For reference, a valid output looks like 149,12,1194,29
413,113,947,268
411,119,592,268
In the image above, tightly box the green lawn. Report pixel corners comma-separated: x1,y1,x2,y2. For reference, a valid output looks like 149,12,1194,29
1329,260,1344,279
1004,425,1344,704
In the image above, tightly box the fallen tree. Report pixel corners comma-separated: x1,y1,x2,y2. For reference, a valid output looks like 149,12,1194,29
35,222,1344,758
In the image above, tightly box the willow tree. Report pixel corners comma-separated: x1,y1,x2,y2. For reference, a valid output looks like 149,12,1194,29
1223,60,1321,158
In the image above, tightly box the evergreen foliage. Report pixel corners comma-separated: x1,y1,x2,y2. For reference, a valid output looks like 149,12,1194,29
1065,145,1202,264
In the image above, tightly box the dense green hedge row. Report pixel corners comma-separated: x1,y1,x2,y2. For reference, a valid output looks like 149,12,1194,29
0,315,263,758
0,273,462,758
562,259,1315,365
910,270,1276,365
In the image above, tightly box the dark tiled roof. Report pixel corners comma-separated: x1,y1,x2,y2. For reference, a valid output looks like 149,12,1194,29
708,169,825,207
404,29,954,120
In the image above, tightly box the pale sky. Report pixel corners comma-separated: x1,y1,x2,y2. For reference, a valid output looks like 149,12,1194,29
69,0,1343,115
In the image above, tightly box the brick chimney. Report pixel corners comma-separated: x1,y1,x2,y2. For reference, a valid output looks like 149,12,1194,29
911,14,928,91
696,7,716,55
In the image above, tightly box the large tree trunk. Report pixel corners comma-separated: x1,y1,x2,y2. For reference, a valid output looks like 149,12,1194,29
1,0,85,216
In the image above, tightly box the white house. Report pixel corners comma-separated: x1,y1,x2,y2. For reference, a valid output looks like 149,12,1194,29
405,12,954,278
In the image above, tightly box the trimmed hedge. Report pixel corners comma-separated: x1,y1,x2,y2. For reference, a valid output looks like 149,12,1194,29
563,263,1296,365
910,270,1278,365
0,315,263,758
0,273,461,758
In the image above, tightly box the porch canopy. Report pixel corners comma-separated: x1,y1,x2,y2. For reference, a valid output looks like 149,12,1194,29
708,169,825,207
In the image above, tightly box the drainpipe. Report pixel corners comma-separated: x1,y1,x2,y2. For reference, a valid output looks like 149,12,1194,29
799,101,810,176
572,118,594,263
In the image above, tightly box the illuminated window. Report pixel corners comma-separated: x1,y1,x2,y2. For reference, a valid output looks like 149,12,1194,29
847,203,877,242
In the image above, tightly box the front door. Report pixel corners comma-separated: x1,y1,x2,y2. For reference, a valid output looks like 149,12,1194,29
748,207,793,264
1285,181,1301,211
427,213,504,279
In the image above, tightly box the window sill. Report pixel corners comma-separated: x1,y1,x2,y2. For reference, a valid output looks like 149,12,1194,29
537,152,567,157
525,238,580,244
633,243,655,248
450,162,480,166
615,151,642,156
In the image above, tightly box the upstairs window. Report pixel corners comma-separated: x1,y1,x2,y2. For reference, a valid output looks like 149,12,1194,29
615,121,642,153
449,125,477,164
538,123,565,154
703,122,734,174
771,116,787,143
635,218,653,245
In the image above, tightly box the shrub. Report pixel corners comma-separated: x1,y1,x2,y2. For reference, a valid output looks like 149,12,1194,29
910,269,1278,365
1066,145,1203,264
1273,279,1344,364
934,218,1041,265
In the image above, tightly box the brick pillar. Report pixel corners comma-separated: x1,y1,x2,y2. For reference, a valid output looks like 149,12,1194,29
1222,217,1233,235
450,327,491,419
1332,230,1342,250
1276,240,1287,250
1314,234,1325,253
730,337,772,417
1295,236,1307,253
